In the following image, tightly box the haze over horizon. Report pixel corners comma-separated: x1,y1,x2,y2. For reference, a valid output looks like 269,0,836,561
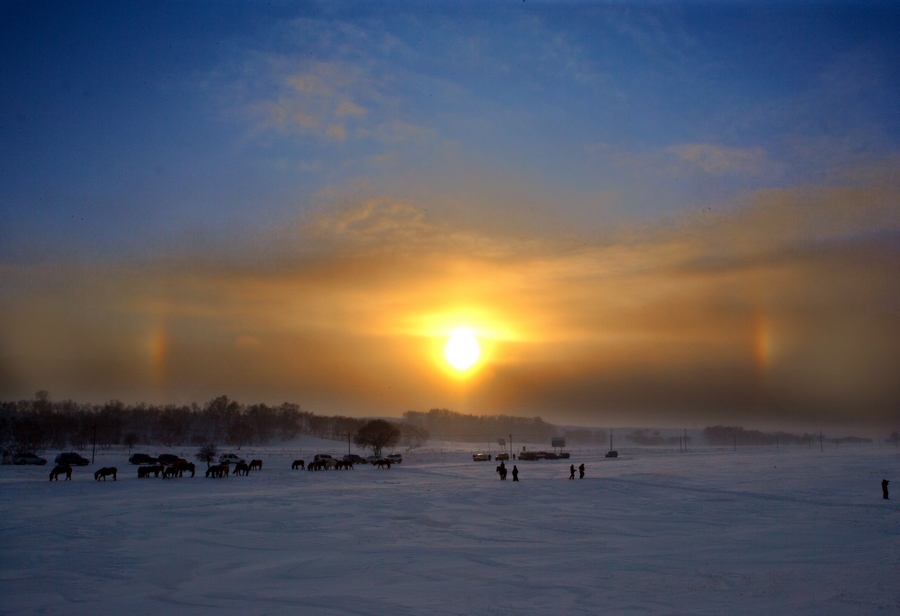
2,2,898,430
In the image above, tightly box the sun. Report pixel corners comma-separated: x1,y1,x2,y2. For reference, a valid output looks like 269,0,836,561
444,328,481,370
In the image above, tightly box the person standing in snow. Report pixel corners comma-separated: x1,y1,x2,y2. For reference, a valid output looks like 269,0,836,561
512,465,518,481
569,464,575,480
578,463,585,479
883,479,890,499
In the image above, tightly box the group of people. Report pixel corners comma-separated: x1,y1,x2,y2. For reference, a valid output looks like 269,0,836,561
495,460,587,481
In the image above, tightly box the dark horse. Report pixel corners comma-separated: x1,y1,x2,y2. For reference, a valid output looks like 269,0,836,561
94,467,117,481
373,459,392,469
292,459,305,470
175,461,196,477
233,461,250,476
249,459,263,471
206,464,227,478
49,464,72,481
138,464,163,478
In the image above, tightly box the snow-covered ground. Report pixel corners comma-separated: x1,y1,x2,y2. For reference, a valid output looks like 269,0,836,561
1,442,897,615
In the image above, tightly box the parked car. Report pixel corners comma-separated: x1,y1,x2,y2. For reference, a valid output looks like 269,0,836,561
495,453,509,461
218,453,245,465
558,452,570,459
342,454,366,465
386,453,403,464
365,455,382,464
605,450,618,458
472,453,492,461
14,452,48,465
158,454,185,466
518,451,539,461
55,452,90,466
128,453,157,465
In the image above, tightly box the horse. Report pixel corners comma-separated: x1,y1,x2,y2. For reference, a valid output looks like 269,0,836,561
175,461,195,477
144,464,163,477
163,465,179,479
249,459,262,471
336,460,353,470
292,459,305,470
234,461,250,476
373,459,392,469
206,464,224,478
49,464,72,481
94,467,117,481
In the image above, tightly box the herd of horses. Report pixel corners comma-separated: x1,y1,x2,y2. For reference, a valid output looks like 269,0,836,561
48,455,395,481
136,460,197,478
293,458,394,470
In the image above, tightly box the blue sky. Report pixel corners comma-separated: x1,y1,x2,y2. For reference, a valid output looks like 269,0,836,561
1,1,898,426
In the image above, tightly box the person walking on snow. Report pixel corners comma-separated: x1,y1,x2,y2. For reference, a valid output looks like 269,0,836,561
569,464,575,480
578,463,585,479
512,465,519,482
883,479,890,499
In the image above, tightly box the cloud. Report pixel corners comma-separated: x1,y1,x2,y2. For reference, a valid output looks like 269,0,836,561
335,100,367,117
668,143,767,175
2,164,897,427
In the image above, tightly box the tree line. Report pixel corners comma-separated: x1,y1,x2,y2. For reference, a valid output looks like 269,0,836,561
701,425,881,446
401,408,607,445
0,392,428,454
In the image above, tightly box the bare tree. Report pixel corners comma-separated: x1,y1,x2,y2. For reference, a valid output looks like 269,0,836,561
196,443,218,469
353,420,400,458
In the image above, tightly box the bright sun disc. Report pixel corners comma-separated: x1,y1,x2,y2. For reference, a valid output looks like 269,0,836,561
444,328,480,370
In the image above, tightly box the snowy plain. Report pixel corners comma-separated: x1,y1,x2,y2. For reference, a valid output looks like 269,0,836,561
1,439,898,615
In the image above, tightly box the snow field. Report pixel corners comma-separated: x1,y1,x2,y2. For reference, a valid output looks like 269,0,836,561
1,445,897,615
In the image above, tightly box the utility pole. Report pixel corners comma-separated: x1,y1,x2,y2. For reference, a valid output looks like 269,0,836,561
91,423,97,464
509,434,512,456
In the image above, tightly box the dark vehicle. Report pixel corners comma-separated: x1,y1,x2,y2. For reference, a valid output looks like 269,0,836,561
128,453,158,465
342,454,366,465
544,452,560,460
313,454,335,462
473,453,491,461
558,452,570,459
605,450,618,458
518,451,539,461
386,453,403,464
55,452,90,466
158,454,184,466
14,452,48,465
495,453,510,461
